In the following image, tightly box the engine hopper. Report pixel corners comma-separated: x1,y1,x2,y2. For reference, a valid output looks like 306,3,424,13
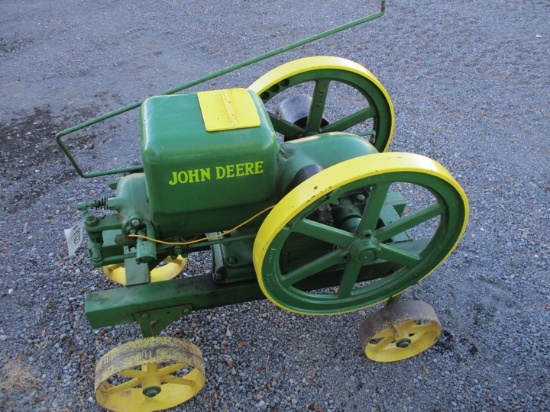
140,89,278,238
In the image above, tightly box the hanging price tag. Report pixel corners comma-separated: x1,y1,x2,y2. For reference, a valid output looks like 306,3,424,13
64,220,85,256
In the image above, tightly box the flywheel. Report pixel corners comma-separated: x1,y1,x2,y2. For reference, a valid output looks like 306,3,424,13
253,152,468,315
249,56,395,151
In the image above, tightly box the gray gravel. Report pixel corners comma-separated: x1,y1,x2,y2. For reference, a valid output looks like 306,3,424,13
1,0,549,411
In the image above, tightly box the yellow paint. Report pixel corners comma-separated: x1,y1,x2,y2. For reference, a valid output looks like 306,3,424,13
359,302,442,362
252,152,469,315
249,56,395,152
167,161,264,185
214,160,264,179
365,318,442,362
102,255,187,285
197,88,261,132
95,337,205,412
168,169,211,185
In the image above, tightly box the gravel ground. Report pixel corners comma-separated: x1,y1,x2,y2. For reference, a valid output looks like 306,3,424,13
1,1,549,411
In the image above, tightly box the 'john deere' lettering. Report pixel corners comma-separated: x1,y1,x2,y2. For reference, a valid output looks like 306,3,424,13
168,161,264,185
168,168,211,185
216,161,263,179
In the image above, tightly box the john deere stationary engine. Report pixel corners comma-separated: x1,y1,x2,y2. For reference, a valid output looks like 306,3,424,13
56,3,468,411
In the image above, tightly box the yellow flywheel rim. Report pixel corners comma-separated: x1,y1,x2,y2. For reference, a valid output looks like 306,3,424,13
249,56,395,152
253,152,469,315
102,255,187,285
95,337,205,412
359,301,442,362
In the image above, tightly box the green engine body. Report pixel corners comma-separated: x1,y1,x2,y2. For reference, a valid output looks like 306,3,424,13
140,90,278,237
82,87,378,284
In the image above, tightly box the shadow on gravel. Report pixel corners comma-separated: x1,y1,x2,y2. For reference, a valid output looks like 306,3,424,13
0,106,98,213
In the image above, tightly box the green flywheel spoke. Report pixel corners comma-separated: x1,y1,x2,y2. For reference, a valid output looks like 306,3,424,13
268,113,304,138
293,218,356,248
338,260,363,298
305,79,331,132
322,106,375,133
378,244,421,267
358,182,392,234
281,249,343,287
376,201,445,242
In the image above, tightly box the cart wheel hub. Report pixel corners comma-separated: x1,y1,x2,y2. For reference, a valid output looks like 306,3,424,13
142,386,161,397
396,338,412,348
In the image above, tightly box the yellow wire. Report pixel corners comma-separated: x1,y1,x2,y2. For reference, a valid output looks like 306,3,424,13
128,205,275,246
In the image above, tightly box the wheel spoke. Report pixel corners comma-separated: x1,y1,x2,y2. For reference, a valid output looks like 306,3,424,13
118,369,146,379
106,378,141,393
268,113,304,138
322,106,375,133
157,362,187,377
358,182,391,234
161,375,198,386
376,201,445,242
292,218,356,248
281,249,342,287
369,335,394,352
305,79,331,132
337,260,363,298
378,244,421,267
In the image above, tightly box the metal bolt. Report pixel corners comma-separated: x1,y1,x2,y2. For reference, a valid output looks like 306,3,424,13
130,218,140,227
84,214,98,226
363,250,376,260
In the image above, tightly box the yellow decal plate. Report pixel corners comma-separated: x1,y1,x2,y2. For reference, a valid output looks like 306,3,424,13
197,88,261,132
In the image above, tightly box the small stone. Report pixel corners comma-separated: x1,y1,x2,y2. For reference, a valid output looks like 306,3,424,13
0,335,7,341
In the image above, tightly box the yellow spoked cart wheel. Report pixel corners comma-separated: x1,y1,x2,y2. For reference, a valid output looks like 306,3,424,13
359,300,442,362
102,255,187,285
249,56,395,151
95,337,205,412
253,152,468,315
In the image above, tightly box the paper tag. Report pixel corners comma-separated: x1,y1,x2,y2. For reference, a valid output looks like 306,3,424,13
64,220,85,256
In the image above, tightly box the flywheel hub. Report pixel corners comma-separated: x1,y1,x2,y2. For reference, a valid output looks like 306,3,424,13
349,236,380,263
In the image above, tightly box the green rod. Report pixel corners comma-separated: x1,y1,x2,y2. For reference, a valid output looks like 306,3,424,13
56,1,386,178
